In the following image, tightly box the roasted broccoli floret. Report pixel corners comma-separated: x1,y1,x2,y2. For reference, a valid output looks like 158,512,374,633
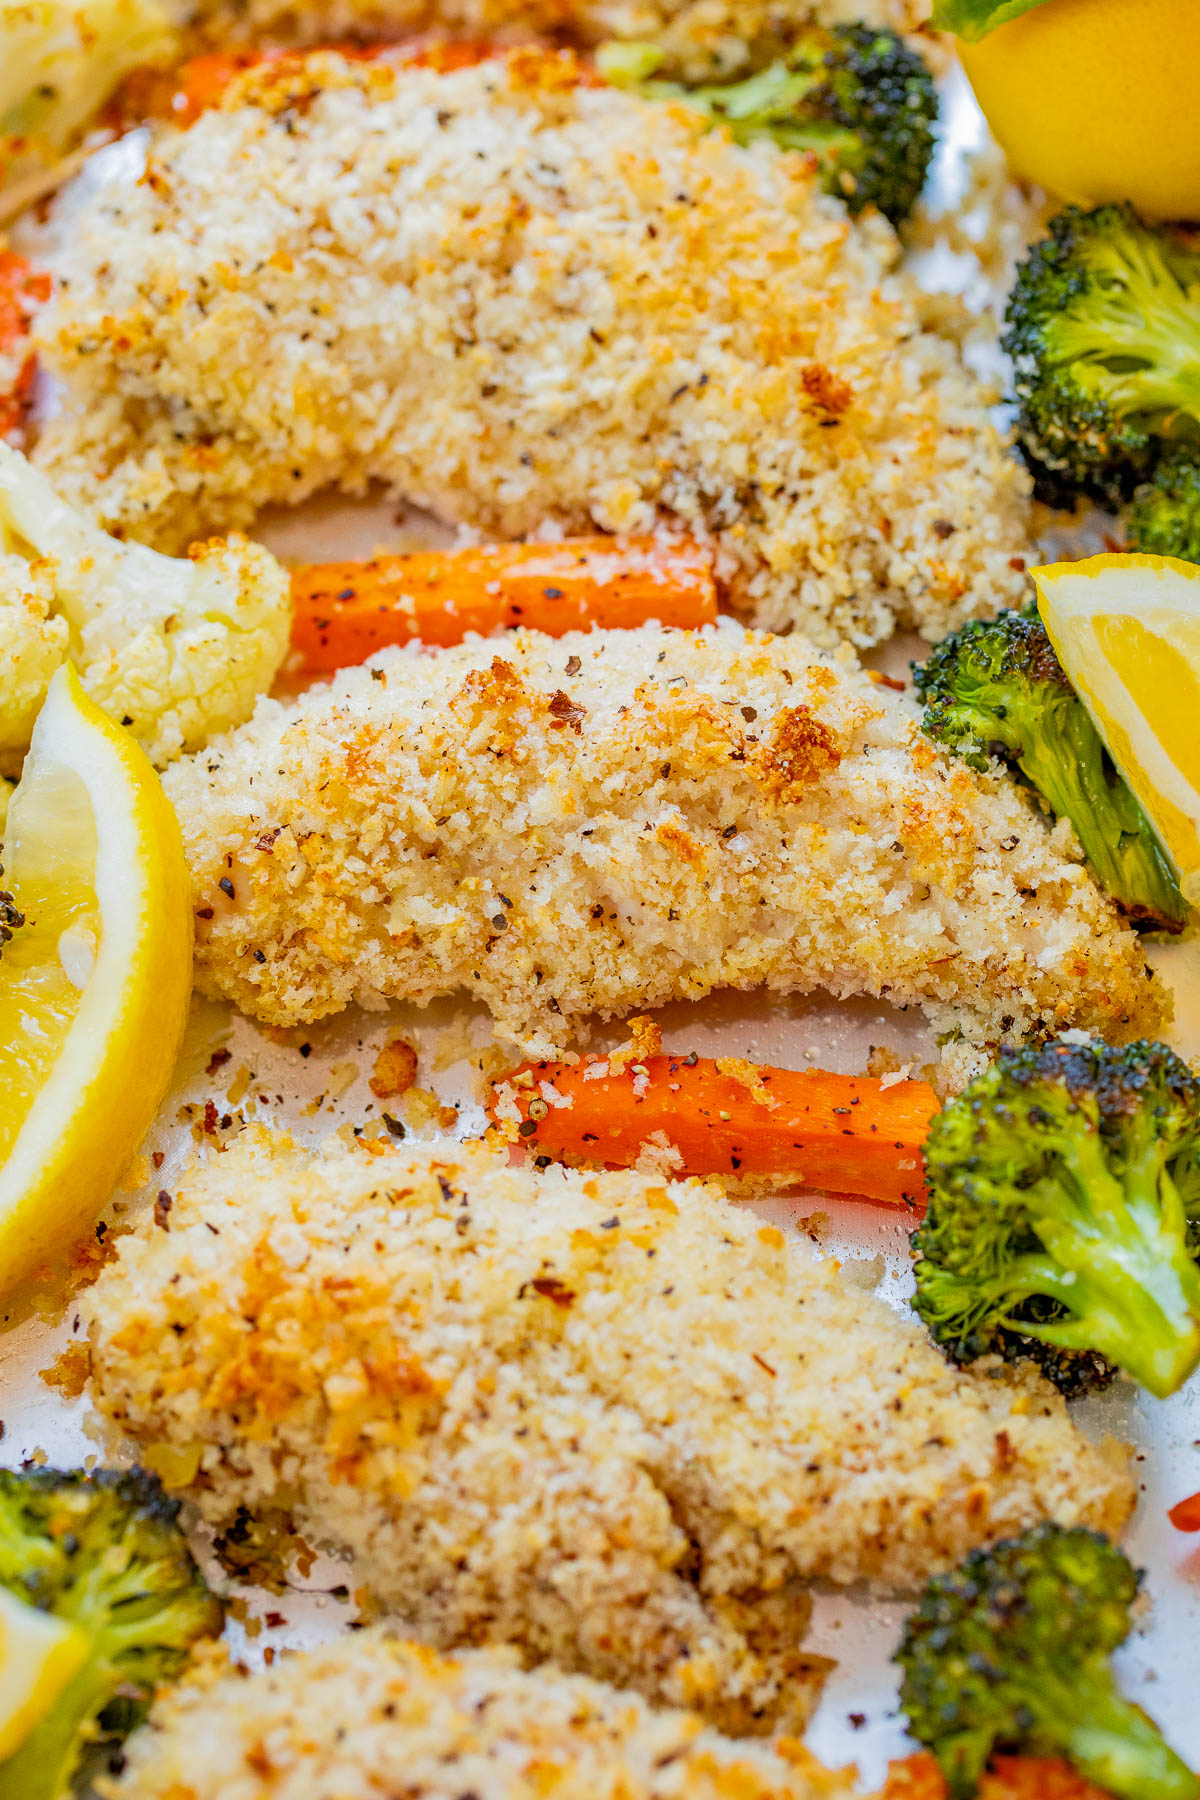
896,1523,1199,1800
913,604,1186,930
597,24,937,225
1003,204,1200,510
911,1038,1200,1400
1129,449,1200,565
0,1467,222,1799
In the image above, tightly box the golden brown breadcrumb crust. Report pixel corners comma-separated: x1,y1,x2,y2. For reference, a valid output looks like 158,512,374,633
162,623,1166,1056
81,1132,1133,1735
103,1634,861,1800
35,50,1028,649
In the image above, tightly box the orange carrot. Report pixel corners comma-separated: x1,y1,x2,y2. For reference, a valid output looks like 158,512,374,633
883,1752,1115,1799
1168,1490,1200,1531
290,537,719,670
115,38,563,129
489,1052,939,1207
0,253,50,436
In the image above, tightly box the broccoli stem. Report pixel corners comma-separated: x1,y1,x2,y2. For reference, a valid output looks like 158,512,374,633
1017,693,1185,929
1050,1670,1200,1800
1013,1132,1200,1398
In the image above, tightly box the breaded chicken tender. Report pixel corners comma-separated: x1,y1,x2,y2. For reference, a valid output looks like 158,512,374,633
81,1132,1134,1734
163,622,1165,1056
105,1634,860,1800
34,50,1028,648
184,0,933,80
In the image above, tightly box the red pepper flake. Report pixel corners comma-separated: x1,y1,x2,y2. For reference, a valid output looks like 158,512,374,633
206,1047,232,1076
154,1190,173,1231
202,1099,220,1136
1168,1490,1200,1531
529,1276,575,1307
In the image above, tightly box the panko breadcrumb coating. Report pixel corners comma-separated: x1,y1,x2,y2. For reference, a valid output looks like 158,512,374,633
34,49,1028,649
184,0,935,80
104,1634,860,1800
162,621,1165,1057
81,1131,1134,1734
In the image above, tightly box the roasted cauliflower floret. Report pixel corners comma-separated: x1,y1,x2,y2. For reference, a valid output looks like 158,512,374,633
0,443,290,767
0,561,67,766
0,0,176,204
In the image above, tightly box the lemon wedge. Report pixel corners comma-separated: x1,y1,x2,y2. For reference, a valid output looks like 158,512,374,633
0,1587,88,1763
1033,553,1200,909
0,663,192,1294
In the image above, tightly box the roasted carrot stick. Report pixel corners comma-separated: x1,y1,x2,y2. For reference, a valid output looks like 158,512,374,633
489,1052,939,1207
0,253,50,436
883,1751,1115,1799
116,38,563,129
1168,1490,1200,1531
290,536,719,670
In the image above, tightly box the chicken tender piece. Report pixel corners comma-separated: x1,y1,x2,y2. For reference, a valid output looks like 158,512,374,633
81,1132,1134,1734
34,51,1028,648
184,0,933,80
0,444,290,769
163,622,1165,1057
106,1634,861,1800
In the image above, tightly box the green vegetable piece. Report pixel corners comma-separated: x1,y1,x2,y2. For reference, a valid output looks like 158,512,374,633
0,1467,222,1800
913,604,1186,931
912,1037,1200,1399
930,0,1056,43
897,1523,1200,1800
597,23,937,225
1129,449,1200,566
1003,204,1200,511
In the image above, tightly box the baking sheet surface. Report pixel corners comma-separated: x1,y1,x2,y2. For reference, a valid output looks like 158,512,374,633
1,62,1197,1796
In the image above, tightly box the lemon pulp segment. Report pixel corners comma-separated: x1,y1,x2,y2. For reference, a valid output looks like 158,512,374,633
0,1587,88,1763
1034,553,1200,904
0,758,98,1164
0,665,192,1292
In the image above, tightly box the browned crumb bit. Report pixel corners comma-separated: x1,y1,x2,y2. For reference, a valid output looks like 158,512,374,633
41,1342,90,1399
608,1015,663,1073
369,1037,419,1101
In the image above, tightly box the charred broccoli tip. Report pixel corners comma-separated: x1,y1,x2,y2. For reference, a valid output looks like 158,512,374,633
598,22,937,225
913,604,1186,931
1129,449,1200,566
897,1523,1199,1800
1003,204,1200,510
0,1466,222,1800
912,1037,1200,1399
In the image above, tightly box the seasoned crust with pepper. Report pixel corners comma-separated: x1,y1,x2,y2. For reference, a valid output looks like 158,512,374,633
161,621,1166,1057
34,49,1028,650
80,1131,1134,1737
105,1633,861,1800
